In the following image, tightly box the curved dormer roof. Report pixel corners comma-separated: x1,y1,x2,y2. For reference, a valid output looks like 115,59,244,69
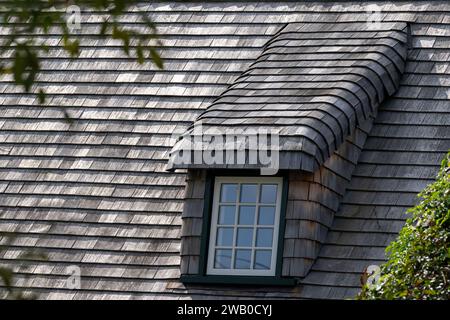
169,22,408,172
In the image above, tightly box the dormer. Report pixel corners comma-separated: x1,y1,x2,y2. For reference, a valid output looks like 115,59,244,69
168,22,408,284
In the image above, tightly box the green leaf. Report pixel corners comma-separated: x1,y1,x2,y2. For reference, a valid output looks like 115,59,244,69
12,44,39,92
112,26,130,55
0,267,13,289
63,109,74,124
63,35,79,57
136,44,144,64
42,14,53,33
37,89,46,104
100,19,109,35
150,47,163,69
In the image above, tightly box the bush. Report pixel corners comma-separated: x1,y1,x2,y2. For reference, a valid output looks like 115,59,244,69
359,152,450,299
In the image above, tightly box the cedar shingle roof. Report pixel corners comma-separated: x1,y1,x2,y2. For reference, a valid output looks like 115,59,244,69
169,22,408,172
1,1,449,299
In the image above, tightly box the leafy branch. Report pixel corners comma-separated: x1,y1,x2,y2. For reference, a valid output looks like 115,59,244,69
0,0,163,106
359,151,450,299
0,231,47,299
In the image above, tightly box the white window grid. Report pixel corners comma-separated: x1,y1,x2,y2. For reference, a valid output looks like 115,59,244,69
206,176,283,276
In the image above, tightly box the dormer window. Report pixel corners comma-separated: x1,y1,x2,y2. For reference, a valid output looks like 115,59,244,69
176,22,408,286
207,177,282,276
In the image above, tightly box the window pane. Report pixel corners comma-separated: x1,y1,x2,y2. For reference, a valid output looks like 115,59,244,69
236,227,253,247
220,184,238,202
260,184,277,204
256,228,273,247
234,249,252,269
218,205,235,225
214,249,232,269
258,206,275,225
240,184,257,203
254,250,272,270
209,179,281,274
216,227,234,246
238,206,256,225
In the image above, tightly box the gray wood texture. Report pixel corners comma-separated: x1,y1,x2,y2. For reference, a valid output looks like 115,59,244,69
169,22,408,172
1,1,450,299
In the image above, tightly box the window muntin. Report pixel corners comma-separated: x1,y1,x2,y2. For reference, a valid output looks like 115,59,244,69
207,177,282,276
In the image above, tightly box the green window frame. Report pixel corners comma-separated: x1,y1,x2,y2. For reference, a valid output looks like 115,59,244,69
180,171,295,286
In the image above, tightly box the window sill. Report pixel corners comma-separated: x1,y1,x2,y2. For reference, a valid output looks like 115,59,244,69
180,275,297,286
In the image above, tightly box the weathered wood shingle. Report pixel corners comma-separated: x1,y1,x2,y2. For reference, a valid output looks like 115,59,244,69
169,22,408,172
1,1,450,299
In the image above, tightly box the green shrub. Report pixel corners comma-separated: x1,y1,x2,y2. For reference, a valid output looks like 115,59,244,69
359,151,450,300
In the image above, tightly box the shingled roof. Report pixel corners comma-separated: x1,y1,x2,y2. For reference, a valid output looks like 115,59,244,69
1,1,450,299
169,22,408,172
